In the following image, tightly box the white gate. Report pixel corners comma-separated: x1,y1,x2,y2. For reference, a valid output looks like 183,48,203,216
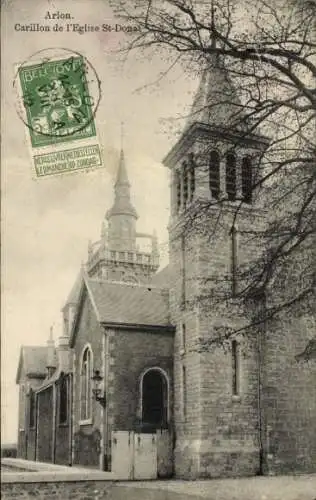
133,433,157,479
111,431,134,479
111,430,170,479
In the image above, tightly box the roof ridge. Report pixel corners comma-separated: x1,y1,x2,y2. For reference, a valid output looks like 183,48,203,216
87,277,169,292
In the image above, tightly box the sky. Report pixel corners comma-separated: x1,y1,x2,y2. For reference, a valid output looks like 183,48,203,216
1,0,198,444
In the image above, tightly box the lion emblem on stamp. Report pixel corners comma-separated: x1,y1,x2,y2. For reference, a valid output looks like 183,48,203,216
15,48,101,148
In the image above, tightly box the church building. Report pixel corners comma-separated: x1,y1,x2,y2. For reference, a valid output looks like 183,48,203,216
16,54,316,478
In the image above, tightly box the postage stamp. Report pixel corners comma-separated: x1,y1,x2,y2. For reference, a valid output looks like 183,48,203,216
13,48,103,178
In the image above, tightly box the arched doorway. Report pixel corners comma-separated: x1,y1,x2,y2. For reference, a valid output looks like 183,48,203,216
141,368,168,431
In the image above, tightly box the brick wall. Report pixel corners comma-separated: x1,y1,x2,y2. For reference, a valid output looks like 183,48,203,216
55,424,71,466
111,328,174,431
72,289,104,467
37,387,53,463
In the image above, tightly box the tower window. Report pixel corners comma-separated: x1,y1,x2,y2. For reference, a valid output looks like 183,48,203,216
59,375,68,425
175,171,181,212
226,153,237,201
209,150,220,199
182,323,186,351
182,365,187,420
183,163,188,207
232,340,240,396
189,162,195,201
231,225,238,296
242,156,252,203
180,235,186,307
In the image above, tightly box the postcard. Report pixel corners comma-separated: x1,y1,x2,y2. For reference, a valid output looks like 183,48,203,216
2,0,315,497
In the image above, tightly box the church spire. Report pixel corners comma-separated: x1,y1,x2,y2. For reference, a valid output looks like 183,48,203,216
106,144,138,251
115,148,130,188
107,148,138,220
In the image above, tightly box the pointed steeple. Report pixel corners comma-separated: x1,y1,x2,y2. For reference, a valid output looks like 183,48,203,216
105,147,138,251
185,55,245,131
115,149,130,187
106,149,138,219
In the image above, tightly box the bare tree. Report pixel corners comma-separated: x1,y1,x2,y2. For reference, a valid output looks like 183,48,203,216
111,0,316,353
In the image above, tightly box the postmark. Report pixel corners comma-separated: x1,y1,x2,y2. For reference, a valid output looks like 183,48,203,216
13,48,101,148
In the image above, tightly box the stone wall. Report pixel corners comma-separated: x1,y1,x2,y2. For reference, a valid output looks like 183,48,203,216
262,313,316,474
0,481,198,500
169,205,264,478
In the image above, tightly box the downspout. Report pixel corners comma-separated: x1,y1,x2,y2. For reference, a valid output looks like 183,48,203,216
68,373,73,466
104,330,110,470
256,292,266,475
34,391,39,461
52,383,57,463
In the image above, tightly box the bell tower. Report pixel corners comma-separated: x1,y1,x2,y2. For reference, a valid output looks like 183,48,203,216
164,52,269,478
87,146,159,284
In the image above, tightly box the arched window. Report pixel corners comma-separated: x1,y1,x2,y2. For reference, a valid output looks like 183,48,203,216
183,162,188,207
231,225,238,296
209,151,220,199
189,162,195,201
80,346,93,421
226,153,237,201
232,340,241,396
242,156,252,203
59,375,68,425
141,368,169,430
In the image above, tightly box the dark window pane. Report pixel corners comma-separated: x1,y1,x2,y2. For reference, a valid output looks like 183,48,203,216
59,376,68,424
242,156,252,203
232,340,240,395
209,151,220,199
226,154,237,201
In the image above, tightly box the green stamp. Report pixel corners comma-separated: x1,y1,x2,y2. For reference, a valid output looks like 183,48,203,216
17,53,100,148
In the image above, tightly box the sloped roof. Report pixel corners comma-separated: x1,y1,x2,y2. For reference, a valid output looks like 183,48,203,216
185,55,246,131
115,149,130,187
150,265,172,288
16,346,53,384
63,270,83,309
86,278,171,327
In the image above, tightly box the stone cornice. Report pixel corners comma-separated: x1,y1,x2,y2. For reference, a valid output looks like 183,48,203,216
163,122,270,168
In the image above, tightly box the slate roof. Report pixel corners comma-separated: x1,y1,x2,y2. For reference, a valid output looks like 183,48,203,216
86,278,172,327
63,270,83,309
150,265,172,288
185,55,246,131
16,346,54,384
